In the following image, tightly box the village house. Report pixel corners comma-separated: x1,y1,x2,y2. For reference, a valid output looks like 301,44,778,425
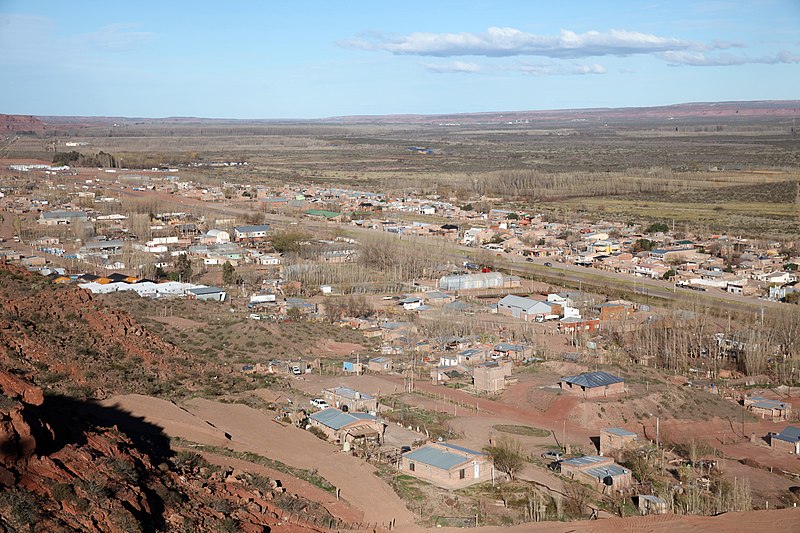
559,371,625,398
186,286,227,302
322,387,378,412
596,300,635,321
770,426,800,454
473,360,513,393
497,295,557,322
367,356,393,373
38,210,89,225
599,427,638,456
743,396,791,421
559,455,632,492
559,317,601,334
401,442,493,489
233,224,271,242
308,408,384,445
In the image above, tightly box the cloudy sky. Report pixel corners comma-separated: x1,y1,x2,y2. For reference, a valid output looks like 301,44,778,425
1,1,798,118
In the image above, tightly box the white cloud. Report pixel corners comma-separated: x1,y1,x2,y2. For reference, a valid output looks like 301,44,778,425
420,60,481,73
342,27,699,59
661,50,800,66
514,63,607,76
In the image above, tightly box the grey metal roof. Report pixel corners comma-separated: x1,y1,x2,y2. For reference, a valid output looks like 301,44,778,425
187,286,225,295
751,399,787,410
439,443,485,456
494,343,524,352
603,427,637,437
404,445,475,471
778,426,800,440
234,224,271,233
310,408,375,430
585,464,629,479
325,387,374,401
562,455,609,467
498,295,551,312
561,371,623,388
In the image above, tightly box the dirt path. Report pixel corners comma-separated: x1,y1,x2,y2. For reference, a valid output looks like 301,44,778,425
103,394,416,531
188,448,364,525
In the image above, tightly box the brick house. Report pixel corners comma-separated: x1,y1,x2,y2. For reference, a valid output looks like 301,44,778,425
559,371,625,399
743,396,791,421
401,443,493,489
770,426,800,453
473,360,513,393
308,408,384,444
599,427,638,456
560,455,632,492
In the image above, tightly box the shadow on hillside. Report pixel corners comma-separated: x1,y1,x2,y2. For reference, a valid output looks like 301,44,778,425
13,394,178,531
32,394,174,465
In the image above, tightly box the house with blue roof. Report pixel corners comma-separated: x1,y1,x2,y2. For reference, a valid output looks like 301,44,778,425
770,426,800,454
560,455,632,491
743,395,791,421
308,407,384,444
559,371,625,398
401,442,493,489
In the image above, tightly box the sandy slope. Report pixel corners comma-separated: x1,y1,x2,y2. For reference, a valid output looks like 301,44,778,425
104,394,416,530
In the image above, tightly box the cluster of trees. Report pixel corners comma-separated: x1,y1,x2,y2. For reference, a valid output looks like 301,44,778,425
52,150,116,168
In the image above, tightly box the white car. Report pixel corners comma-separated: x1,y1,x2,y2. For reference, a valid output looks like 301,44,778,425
247,313,262,320
310,398,329,409
292,366,302,375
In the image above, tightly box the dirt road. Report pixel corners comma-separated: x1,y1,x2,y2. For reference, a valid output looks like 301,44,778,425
103,394,416,531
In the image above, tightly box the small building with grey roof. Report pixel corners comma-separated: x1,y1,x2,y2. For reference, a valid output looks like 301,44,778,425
401,442,493,489
308,407,384,444
559,371,625,399
560,455,632,492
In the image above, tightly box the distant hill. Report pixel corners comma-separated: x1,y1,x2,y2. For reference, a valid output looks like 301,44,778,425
0,114,47,133
323,100,800,125
3,100,799,129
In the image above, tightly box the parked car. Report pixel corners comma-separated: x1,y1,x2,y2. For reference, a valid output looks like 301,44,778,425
310,398,329,409
541,451,563,461
291,366,302,375
400,445,412,453
247,313,262,320
543,262,553,267
526,257,534,262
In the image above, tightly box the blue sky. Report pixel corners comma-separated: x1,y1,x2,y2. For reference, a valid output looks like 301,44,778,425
1,1,798,118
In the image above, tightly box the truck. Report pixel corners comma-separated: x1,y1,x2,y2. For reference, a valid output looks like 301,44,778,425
535,314,560,322
248,294,276,308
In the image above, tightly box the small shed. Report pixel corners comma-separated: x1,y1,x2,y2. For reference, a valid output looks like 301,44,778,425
186,286,227,302
367,356,393,373
560,455,632,491
637,494,668,515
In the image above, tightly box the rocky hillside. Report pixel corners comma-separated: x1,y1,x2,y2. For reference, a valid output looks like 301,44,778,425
0,369,344,531
0,264,253,399
0,263,353,531
0,114,47,134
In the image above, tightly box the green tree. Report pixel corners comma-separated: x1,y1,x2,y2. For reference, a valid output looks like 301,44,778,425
271,230,309,254
645,222,669,234
221,261,237,286
632,238,655,252
173,254,193,282
663,269,677,279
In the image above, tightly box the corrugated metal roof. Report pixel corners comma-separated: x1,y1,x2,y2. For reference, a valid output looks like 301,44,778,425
561,371,623,388
404,445,475,470
439,443,485,456
603,427,637,437
751,399,787,410
310,408,375,430
585,464,629,479
325,387,374,400
562,455,609,467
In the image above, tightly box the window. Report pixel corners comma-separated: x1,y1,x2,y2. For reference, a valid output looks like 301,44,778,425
459,469,465,479
409,463,415,472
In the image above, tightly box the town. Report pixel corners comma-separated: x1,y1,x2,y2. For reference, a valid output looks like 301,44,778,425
1,145,798,530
